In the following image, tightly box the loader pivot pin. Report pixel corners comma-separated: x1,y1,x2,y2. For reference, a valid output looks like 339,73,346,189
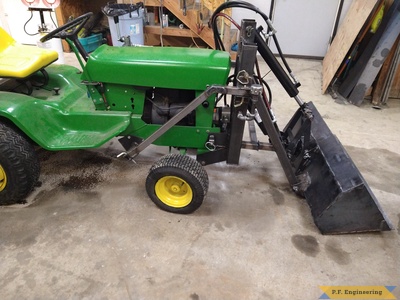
250,84,263,100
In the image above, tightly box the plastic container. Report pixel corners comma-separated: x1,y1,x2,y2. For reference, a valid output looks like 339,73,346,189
106,8,145,46
37,35,65,64
78,33,103,53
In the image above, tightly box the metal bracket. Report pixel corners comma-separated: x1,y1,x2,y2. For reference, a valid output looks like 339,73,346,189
119,85,257,160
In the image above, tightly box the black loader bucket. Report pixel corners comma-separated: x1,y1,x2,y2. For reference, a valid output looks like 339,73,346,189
231,19,392,234
283,102,392,234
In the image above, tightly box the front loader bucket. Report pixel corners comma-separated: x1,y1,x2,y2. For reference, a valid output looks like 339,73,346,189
283,102,392,234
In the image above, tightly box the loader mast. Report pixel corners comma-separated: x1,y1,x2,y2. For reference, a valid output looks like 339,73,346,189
226,19,301,187
225,18,392,234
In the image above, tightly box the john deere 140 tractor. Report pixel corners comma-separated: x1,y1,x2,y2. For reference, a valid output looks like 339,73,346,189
0,1,391,234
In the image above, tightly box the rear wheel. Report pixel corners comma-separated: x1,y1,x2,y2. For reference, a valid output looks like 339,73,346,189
0,123,40,205
146,154,208,214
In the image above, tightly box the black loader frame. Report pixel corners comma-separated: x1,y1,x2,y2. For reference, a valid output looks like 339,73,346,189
119,14,391,234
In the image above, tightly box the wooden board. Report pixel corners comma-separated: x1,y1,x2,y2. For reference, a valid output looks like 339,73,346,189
389,58,400,98
55,7,70,52
136,0,215,47
372,35,400,104
346,1,400,105
157,0,215,48
322,0,379,93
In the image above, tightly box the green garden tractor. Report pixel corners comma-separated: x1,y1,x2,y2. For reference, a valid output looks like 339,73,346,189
0,1,391,234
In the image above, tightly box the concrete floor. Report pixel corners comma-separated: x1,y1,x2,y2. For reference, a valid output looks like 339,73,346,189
1,51,399,299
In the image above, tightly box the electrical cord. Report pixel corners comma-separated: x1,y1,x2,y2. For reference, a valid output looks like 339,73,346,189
190,29,200,48
49,10,58,30
24,9,58,36
23,10,39,36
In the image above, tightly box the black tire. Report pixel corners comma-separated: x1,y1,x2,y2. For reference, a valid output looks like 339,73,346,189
0,123,40,205
146,154,209,214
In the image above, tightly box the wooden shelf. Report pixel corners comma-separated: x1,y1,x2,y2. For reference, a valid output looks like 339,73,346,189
144,0,164,6
145,25,198,38
121,0,219,48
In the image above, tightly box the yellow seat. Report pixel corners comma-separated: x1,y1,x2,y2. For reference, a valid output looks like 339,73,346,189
0,27,58,78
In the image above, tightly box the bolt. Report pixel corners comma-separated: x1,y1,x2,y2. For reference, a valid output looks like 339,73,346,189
53,87,60,96
250,84,263,96
171,184,180,193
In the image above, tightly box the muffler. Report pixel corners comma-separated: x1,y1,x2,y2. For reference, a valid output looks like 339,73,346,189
283,102,392,234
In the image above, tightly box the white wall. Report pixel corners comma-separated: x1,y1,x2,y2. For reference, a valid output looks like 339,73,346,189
0,0,57,45
230,0,273,33
0,0,9,33
2,0,353,55
231,0,352,58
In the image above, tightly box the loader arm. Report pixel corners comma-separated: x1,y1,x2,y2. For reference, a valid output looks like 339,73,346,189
240,19,392,234
207,5,392,234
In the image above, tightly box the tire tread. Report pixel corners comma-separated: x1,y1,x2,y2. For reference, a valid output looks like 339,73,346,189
0,123,40,204
146,154,209,213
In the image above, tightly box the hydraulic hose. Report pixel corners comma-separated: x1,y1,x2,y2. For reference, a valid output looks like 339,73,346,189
210,0,293,75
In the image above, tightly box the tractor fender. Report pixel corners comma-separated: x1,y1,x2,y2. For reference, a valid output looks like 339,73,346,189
0,91,41,143
0,91,131,150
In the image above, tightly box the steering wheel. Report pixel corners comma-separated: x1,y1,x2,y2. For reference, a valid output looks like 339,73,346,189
40,12,93,43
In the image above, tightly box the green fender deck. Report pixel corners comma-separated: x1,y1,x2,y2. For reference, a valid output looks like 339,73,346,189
0,65,131,150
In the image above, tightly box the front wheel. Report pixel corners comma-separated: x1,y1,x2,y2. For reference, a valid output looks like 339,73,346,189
146,154,209,214
0,123,40,205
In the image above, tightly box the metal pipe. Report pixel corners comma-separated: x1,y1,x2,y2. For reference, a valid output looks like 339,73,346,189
241,141,274,151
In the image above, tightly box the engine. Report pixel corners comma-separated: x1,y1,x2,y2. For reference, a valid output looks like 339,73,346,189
142,87,196,126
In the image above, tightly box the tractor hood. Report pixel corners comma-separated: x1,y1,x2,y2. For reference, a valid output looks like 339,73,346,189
82,45,231,90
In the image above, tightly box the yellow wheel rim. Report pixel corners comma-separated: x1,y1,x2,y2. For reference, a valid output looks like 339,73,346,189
0,164,7,192
155,176,193,208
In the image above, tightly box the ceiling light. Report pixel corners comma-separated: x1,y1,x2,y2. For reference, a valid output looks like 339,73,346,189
42,0,60,9
21,0,41,7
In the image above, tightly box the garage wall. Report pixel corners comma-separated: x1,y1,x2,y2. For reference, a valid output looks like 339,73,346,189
231,0,352,58
1,0,353,56
0,0,9,33
0,0,58,45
